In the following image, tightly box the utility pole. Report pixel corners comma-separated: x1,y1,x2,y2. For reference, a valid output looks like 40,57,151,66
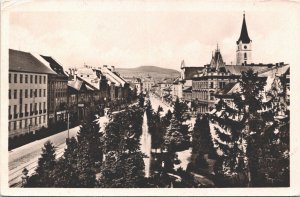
67,112,70,139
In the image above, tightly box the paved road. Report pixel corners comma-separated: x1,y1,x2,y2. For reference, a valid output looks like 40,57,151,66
148,94,173,116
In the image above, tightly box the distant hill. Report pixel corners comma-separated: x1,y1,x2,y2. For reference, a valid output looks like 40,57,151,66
116,66,180,81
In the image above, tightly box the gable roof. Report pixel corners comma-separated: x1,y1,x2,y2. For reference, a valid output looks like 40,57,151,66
40,55,68,77
225,65,268,75
215,82,240,96
9,49,56,75
183,67,205,80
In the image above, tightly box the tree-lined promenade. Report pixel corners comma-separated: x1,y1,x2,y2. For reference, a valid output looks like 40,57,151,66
21,70,289,187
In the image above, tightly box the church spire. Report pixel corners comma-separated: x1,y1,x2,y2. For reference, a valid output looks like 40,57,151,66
236,12,251,44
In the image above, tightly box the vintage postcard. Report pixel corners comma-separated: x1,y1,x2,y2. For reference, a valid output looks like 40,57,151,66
1,0,299,196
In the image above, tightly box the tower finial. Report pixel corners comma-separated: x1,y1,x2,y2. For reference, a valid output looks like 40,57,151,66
243,10,245,17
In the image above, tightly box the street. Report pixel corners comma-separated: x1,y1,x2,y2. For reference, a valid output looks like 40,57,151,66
9,116,109,187
148,94,173,116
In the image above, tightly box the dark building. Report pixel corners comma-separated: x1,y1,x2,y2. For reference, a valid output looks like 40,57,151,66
39,55,69,129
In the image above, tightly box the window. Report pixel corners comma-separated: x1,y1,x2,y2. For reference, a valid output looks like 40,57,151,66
25,89,28,98
30,75,33,83
44,76,46,84
35,103,37,112
39,103,41,111
13,121,16,130
43,89,46,97
14,90,17,99
30,118,32,126
25,104,28,112
20,120,22,129
30,104,32,112
39,76,42,84
43,115,45,123
210,82,214,88
9,74,11,83
20,74,23,83
43,102,46,109
35,75,37,84
19,104,22,113
25,119,28,128
39,89,41,97
35,117,37,125
14,105,17,115
25,75,28,83
39,116,41,124
9,106,11,115
9,90,11,99
34,89,37,97
244,53,247,59
30,89,33,98
14,74,17,83
19,90,23,99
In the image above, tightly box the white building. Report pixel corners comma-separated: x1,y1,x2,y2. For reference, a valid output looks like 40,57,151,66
9,49,56,138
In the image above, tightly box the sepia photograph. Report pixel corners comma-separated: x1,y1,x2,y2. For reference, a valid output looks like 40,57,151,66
1,0,299,196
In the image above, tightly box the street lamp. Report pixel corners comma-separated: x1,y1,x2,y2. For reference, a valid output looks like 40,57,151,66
67,111,70,139
21,168,29,187
28,124,32,134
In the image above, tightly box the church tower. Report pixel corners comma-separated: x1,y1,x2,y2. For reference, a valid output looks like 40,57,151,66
236,12,252,66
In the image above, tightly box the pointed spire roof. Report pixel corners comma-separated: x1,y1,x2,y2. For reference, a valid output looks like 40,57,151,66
236,12,251,44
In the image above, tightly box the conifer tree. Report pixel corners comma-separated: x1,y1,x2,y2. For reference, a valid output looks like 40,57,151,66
210,69,287,186
52,137,80,187
34,141,57,187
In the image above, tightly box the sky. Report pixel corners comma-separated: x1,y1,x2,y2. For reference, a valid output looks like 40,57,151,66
6,0,300,71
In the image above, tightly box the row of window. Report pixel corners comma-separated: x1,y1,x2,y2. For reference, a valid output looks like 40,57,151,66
9,73,46,84
9,102,47,118
9,115,46,131
194,81,227,89
193,91,214,101
9,89,46,99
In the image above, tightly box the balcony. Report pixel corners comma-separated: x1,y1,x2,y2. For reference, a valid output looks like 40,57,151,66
43,109,47,113
9,114,12,120
19,113,23,118
35,111,38,115
30,111,34,116
25,112,29,116
14,114,18,119
39,110,42,114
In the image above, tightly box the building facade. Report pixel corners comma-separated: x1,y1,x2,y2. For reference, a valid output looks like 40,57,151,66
39,55,69,129
9,49,56,138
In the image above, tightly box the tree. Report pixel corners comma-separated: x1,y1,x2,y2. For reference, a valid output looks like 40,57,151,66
210,69,290,187
138,93,145,108
77,119,103,168
52,137,80,187
27,141,56,187
163,115,186,153
99,106,146,187
99,151,145,187
191,114,216,173
173,97,188,122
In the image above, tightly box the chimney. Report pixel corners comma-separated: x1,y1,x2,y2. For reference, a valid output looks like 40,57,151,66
111,65,115,72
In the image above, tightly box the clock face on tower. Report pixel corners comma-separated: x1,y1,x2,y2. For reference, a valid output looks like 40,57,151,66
244,45,247,49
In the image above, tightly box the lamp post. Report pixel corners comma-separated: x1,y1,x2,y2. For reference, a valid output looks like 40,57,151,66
28,124,32,134
21,168,29,187
67,111,70,139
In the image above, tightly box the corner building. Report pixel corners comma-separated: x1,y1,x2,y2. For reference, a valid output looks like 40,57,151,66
8,49,56,138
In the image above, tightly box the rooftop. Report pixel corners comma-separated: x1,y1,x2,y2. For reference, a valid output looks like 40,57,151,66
9,49,57,75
